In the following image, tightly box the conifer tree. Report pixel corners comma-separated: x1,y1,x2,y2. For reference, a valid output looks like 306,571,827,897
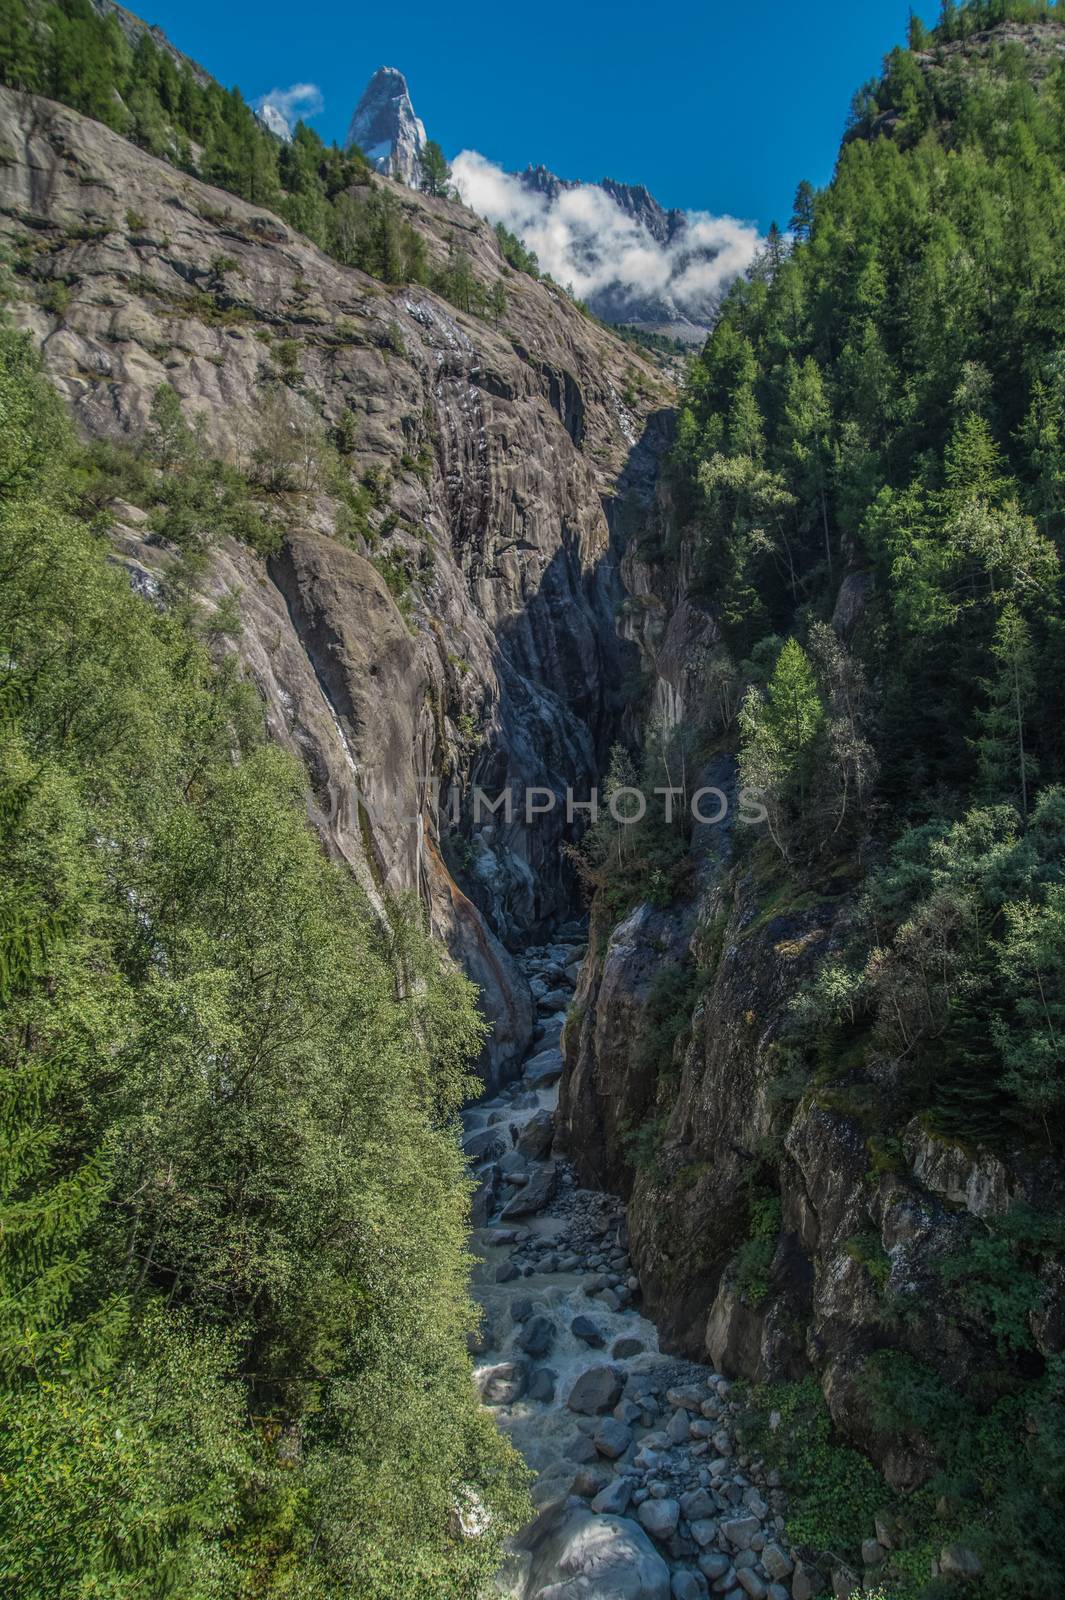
977,603,1038,820
782,356,835,581
418,138,452,197
739,639,824,860
789,179,815,240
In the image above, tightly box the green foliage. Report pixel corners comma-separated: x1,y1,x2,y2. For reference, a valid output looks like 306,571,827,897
844,1229,892,1293
144,385,282,558
430,247,505,320
732,1189,781,1305
794,788,1065,1139
614,324,690,357
740,637,823,806
739,625,875,867
634,958,704,1081
861,1346,1065,1600
938,1222,1047,1355
330,187,428,285
675,12,1065,822
572,732,696,921
739,1375,889,1562
417,138,452,198
494,220,540,277
373,550,414,603
673,26,1065,1597
0,326,528,1593
621,1110,670,1181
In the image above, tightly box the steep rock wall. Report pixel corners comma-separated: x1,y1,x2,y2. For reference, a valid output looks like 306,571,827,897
556,525,1065,1486
0,86,673,1082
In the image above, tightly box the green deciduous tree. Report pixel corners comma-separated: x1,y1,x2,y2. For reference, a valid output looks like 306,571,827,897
0,325,529,1595
739,638,824,861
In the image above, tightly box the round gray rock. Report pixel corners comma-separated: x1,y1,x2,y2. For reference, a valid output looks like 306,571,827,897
522,1505,670,1599
567,1366,624,1415
636,1497,680,1540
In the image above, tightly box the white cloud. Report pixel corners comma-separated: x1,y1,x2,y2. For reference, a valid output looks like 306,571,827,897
451,149,761,323
253,83,324,135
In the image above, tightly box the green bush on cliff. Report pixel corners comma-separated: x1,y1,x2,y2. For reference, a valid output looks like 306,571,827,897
860,1346,1065,1600
0,324,528,1594
732,1190,781,1306
737,1375,889,1567
573,735,697,923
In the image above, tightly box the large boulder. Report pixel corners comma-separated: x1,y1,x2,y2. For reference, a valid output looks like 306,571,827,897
591,1476,633,1515
464,1125,509,1164
516,1108,556,1159
501,1162,557,1218
939,1546,983,1580
567,1366,623,1415
593,1416,632,1459
517,1315,556,1358
525,1048,564,1086
720,1515,760,1551
537,988,571,1014
521,1505,670,1599
470,1166,500,1227
535,1015,566,1049
636,1498,679,1541
527,1366,557,1403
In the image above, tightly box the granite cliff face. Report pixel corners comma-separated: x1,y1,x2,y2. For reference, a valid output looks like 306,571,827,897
0,84,672,1083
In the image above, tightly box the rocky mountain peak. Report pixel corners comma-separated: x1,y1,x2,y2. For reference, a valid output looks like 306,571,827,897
345,66,426,186
511,164,723,343
256,101,292,143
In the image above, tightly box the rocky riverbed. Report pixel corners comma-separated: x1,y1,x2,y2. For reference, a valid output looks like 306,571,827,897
462,931,813,1600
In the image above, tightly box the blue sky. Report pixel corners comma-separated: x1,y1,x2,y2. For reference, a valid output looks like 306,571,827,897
142,0,935,229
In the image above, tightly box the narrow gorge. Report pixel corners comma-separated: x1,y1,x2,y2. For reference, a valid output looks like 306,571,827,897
0,75,811,1598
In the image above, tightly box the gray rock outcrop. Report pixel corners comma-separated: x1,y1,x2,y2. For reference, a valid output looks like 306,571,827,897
345,66,426,185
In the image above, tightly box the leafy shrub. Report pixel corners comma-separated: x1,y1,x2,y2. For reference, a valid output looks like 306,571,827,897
738,1376,892,1567
732,1190,781,1306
